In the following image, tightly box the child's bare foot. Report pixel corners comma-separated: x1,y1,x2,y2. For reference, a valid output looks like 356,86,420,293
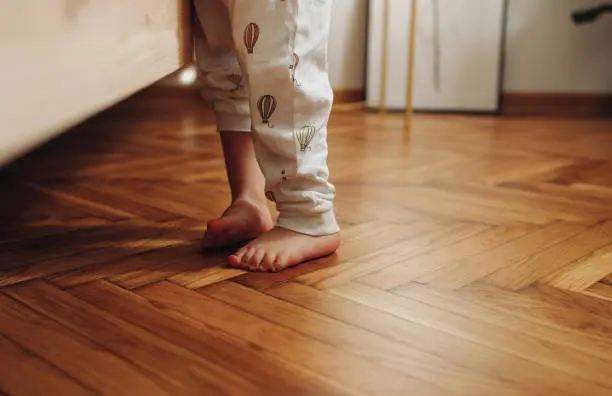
203,198,274,249
228,227,340,272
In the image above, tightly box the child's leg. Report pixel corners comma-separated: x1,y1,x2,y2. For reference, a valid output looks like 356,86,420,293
226,0,340,271
203,133,274,248
194,0,274,248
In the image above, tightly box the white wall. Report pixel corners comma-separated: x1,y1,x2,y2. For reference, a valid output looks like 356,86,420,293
328,0,368,90
504,0,612,94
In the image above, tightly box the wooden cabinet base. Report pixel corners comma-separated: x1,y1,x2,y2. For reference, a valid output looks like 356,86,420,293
0,0,192,166
502,93,612,118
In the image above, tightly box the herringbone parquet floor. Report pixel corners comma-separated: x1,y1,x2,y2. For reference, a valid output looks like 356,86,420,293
2,89,612,395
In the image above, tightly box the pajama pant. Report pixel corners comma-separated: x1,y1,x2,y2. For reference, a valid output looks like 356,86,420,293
193,0,338,236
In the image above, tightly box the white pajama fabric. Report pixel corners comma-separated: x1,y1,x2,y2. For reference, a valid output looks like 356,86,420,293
193,0,339,236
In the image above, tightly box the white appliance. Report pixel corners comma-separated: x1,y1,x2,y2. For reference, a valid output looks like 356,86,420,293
366,0,506,112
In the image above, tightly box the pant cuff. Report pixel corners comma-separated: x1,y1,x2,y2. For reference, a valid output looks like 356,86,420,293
277,210,339,236
215,111,251,133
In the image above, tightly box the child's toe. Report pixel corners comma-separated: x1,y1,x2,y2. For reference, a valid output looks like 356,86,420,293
260,253,277,272
228,246,248,268
272,253,291,272
250,249,266,270
228,254,241,267
242,247,258,267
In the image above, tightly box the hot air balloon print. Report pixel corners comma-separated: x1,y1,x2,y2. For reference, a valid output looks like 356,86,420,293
244,23,259,54
292,53,300,69
297,125,317,152
227,73,243,91
257,95,277,127
289,53,301,86
265,191,276,202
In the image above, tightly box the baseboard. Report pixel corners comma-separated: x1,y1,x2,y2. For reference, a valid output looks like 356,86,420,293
334,89,365,104
502,92,612,118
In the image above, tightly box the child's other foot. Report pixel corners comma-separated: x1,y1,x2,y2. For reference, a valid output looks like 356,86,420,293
228,227,340,272
203,198,274,249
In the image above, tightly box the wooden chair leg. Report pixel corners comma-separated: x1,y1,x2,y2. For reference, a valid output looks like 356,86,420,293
405,0,418,131
379,0,390,114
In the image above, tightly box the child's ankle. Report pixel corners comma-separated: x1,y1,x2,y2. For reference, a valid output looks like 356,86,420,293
232,192,267,206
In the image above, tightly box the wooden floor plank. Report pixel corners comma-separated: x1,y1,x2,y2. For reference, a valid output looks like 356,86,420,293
70,280,356,396
543,243,612,291
359,185,553,226
0,182,129,244
0,334,97,396
80,180,228,221
416,221,586,290
392,283,612,389
358,224,534,290
0,293,170,395
328,282,612,395
485,221,612,290
200,281,516,396
108,248,229,290
516,283,612,322
424,181,611,225
136,281,447,396
456,283,612,355
168,263,244,289
583,282,612,303
33,181,184,222
1,219,203,287
265,282,584,396
4,281,258,396
47,243,202,289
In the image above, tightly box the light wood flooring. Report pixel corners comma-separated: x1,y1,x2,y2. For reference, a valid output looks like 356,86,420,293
2,89,612,395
